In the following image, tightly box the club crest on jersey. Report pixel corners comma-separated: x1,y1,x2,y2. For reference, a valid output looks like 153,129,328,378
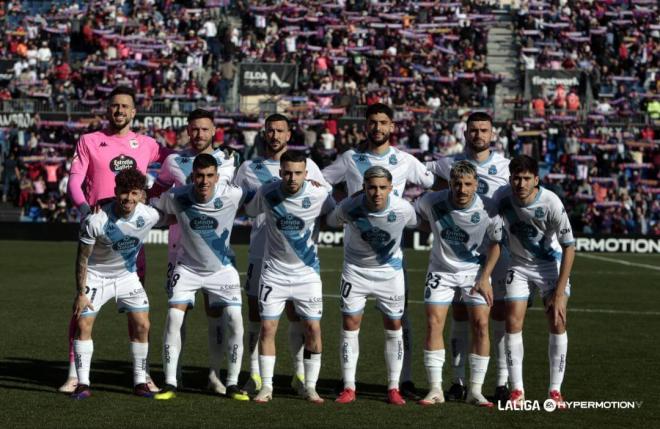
302,197,311,209
488,165,497,175
129,139,139,149
389,154,398,165
255,162,263,170
109,155,137,173
214,198,223,209
534,207,545,219
387,211,397,223
477,179,489,195
136,216,145,228
470,212,480,224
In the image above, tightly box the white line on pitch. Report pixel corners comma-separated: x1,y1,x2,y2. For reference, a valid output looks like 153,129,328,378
321,294,660,316
577,253,660,272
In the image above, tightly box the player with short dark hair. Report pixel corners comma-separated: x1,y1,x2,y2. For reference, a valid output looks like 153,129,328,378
70,168,164,400
61,86,169,394
495,155,575,409
234,115,331,397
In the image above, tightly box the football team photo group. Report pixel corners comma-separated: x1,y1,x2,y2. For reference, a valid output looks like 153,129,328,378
60,87,574,412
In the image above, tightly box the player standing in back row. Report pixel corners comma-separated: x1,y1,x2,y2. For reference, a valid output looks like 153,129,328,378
494,155,575,409
62,86,168,393
322,103,434,399
425,112,511,403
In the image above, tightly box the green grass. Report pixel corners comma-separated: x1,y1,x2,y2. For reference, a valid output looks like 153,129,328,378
1,241,658,428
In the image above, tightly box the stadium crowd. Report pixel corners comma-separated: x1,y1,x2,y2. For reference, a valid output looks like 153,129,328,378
0,0,657,235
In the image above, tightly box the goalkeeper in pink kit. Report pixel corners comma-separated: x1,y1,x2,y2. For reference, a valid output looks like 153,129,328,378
60,86,169,393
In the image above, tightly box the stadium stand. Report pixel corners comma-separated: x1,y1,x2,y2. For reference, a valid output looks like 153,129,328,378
0,0,657,234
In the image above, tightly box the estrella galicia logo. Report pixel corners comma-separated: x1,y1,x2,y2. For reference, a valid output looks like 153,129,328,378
440,226,469,244
470,212,480,224
112,236,140,252
477,179,489,195
511,221,537,238
190,215,219,231
276,213,305,231
387,211,397,223
534,207,545,219
302,197,311,209
213,198,223,209
360,227,391,244
389,154,398,165
109,155,137,173
488,165,497,175
136,216,145,228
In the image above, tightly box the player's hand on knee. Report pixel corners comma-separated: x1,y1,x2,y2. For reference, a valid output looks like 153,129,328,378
73,294,94,319
471,279,493,307
545,292,567,327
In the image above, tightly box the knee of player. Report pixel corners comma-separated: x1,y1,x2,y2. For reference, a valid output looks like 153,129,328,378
132,318,151,337
470,318,489,338
304,321,322,338
259,321,278,339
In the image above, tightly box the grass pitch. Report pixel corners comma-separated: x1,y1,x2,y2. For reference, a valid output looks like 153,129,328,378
0,241,658,428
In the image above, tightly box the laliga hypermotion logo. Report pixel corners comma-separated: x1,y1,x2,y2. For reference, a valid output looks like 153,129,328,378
498,399,644,412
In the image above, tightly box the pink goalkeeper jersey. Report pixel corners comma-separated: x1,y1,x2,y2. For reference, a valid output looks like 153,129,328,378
68,130,166,206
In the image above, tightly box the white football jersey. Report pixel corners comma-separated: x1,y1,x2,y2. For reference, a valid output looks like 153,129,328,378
245,180,335,274
494,186,575,270
156,147,238,188
415,190,503,274
80,202,161,276
323,146,434,196
155,183,245,274
327,194,417,271
234,157,330,262
426,151,510,198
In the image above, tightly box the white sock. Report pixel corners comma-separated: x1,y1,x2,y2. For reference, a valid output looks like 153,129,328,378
468,353,489,397
207,315,224,380
548,332,568,392
131,342,149,385
303,349,321,390
384,329,404,390
423,349,445,390
163,308,185,387
288,321,305,377
177,314,187,382
74,339,93,386
506,332,524,391
340,329,360,390
493,320,508,386
224,306,244,386
68,359,77,378
401,312,413,382
259,355,276,388
247,321,261,376
450,319,469,385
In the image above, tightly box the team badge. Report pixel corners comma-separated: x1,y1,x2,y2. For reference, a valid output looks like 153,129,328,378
488,165,497,175
393,190,399,196
179,157,190,164
470,212,480,224
302,197,311,209
129,138,139,149
387,211,397,223
255,162,263,170
389,154,398,165
358,154,367,162
214,198,223,209
534,207,545,218
136,216,145,228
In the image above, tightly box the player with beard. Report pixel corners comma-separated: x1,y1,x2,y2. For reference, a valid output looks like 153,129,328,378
233,114,330,396
425,112,511,404
150,109,240,397
61,86,168,393
322,103,434,399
